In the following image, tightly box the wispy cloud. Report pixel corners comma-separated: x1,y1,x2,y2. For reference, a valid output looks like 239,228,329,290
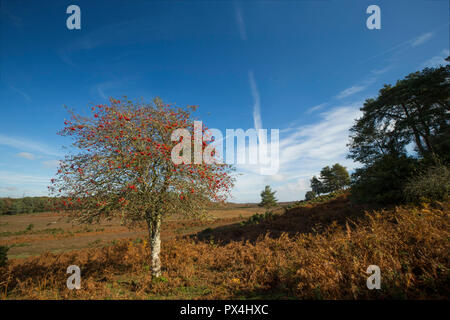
370,66,391,75
336,75,379,100
336,85,367,99
421,49,450,68
16,152,35,160
42,160,62,169
360,31,436,64
307,103,328,114
248,70,262,131
0,171,51,185
0,171,51,197
231,102,363,202
10,85,32,102
94,81,120,100
234,2,247,41
411,32,433,47
58,19,154,67
0,135,62,157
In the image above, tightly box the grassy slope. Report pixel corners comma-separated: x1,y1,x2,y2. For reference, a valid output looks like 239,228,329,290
0,194,448,299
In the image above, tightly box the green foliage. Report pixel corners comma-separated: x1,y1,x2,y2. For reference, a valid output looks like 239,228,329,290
310,176,325,195
242,211,275,226
304,190,316,201
350,155,419,205
0,227,65,238
320,164,350,192
0,245,8,267
403,165,449,202
347,62,450,206
0,197,58,215
296,191,345,207
310,164,350,195
258,185,277,209
348,62,449,165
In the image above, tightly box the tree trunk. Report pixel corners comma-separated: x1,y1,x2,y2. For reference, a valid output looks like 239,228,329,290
147,214,162,278
400,103,427,156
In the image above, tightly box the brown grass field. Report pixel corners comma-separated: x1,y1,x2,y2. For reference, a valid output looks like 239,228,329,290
0,195,449,299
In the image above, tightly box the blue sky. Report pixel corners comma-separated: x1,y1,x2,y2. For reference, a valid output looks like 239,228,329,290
0,0,448,202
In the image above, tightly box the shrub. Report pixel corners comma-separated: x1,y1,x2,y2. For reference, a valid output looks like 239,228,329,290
304,191,316,201
350,155,419,205
242,211,275,226
0,245,8,267
404,165,450,202
295,191,345,208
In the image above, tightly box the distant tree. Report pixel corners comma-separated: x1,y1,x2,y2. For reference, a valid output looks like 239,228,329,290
330,163,351,190
0,199,7,215
50,98,234,277
319,163,350,193
259,185,278,209
304,190,316,201
11,200,25,214
310,176,325,195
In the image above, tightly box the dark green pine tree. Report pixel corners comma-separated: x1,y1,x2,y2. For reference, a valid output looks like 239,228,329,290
259,185,278,209
310,176,325,195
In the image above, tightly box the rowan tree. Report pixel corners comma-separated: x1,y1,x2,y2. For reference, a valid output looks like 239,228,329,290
49,97,234,277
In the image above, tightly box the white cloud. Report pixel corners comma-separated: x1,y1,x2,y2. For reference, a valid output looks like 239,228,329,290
42,160,62,169
16,152,35,160
360,31,435,64
336,85,366,99
248,70,262,131
0,171,50,185
94,81,119,100
0,170,53,197
0,134,62,157
231,103,363,202
307,103,327,114
421,49,450,68
411,32,433,47
234,2,247,41
371,66,391,75
336,76,378,100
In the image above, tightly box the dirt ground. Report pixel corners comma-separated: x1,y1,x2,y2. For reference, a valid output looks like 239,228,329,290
0,204,267,259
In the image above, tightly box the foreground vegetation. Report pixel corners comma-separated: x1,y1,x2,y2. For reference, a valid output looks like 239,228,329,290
1,195,448,299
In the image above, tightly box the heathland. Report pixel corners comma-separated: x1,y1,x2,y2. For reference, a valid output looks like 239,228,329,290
1,193,448,299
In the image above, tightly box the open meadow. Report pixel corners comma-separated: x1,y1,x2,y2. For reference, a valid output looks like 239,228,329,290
0,204,267,259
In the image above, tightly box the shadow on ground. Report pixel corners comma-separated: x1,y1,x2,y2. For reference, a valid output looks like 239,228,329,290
193,195,365,244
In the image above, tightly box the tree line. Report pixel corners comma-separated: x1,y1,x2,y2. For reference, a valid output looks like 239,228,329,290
348,57,449,204
0,197,58,215
263,57,449,205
